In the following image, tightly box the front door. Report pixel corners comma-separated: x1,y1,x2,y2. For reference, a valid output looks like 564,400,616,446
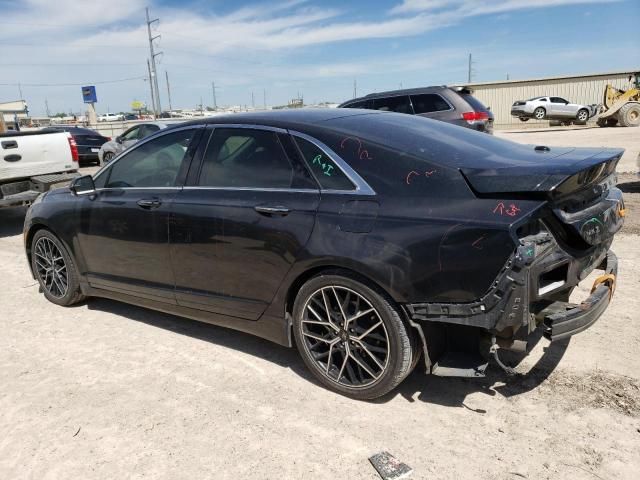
77,127,201,302
170,126,320,319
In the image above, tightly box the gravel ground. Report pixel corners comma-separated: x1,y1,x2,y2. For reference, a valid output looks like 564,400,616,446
1,128,639,480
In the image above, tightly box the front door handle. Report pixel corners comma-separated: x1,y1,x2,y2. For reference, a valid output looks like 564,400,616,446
4,154,21,162
137,198,162,209
254,205,290,216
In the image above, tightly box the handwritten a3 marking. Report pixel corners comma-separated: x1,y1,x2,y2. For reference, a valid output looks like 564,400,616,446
405,169,438,185
340,136,373,160
313,154,335,176
493,202,521,217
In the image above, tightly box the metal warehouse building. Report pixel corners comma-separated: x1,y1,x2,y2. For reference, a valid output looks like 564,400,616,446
465,70,639,128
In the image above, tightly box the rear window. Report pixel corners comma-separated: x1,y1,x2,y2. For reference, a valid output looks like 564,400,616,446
459,94,488,112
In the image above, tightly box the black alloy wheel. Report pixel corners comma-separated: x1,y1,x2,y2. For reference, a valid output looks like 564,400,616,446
293,274,417,400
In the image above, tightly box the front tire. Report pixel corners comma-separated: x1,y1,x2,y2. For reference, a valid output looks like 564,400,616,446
292,274,417,400
518,117,529,122
103,151,115,163
534,107,546,120
576,108,589,123
31,230,85,306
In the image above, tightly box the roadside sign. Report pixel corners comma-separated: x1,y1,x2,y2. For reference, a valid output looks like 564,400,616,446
131,100,144,111
81,86,97,104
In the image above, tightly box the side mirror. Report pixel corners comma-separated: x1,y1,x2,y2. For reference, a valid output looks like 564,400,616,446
69,175,96,196
115,136,123,144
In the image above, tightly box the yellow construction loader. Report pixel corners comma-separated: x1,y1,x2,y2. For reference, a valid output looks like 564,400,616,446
596,73,640,127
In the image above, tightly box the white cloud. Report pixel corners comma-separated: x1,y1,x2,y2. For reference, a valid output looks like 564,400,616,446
391,0,620,15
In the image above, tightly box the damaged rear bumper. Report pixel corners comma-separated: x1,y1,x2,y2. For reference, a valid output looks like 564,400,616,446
542,250,617,341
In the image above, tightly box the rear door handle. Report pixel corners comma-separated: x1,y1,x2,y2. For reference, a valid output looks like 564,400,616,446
137,198,162,209
254,205,290,216
1,140,18,149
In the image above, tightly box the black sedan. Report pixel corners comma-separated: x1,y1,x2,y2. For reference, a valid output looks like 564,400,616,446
42,126,110,166
24,109,624,399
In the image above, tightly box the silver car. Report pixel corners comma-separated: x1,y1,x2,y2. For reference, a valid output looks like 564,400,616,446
98,122,177,164
511,96,595,123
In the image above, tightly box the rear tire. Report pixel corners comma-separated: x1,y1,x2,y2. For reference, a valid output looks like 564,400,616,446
534,107,546,120
31,229,85,306
292,274,417,400
617,103,640,127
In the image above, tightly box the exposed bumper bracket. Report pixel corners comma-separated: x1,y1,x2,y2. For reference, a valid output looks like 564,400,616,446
542,251,617,342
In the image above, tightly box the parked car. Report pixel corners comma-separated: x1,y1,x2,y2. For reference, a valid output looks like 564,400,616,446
511,96,597,124
98,113,124,122
24,109,624,399
339,86,494,133
0,129,79,209
42,126,109,166
98,122,175,164
123,113,139,121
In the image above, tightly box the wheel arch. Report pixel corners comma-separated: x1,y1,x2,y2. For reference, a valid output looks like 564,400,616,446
25,222,73,278
283,265,400,319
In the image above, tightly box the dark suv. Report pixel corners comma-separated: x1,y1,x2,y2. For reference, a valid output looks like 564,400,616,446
339,86,494,134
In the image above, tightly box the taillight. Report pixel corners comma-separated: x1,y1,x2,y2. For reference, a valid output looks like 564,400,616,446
67,134,79,163
105,137,111,141
462,111,489,123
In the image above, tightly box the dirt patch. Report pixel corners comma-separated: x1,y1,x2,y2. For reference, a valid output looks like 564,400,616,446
510,368,640,417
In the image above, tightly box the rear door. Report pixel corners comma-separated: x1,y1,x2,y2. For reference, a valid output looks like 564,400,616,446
169,125,320,319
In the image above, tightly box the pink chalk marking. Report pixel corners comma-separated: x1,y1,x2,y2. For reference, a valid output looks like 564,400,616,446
405,170,420,185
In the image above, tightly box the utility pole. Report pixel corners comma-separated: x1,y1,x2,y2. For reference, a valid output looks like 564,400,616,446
263,88,266,109
467,53,475,83
165,71,172,111
45,98,50,118
18,83,24,100
251,91,255,109
147,59,156,116
146,7,162,116
211,81,217,110
353,79,357,98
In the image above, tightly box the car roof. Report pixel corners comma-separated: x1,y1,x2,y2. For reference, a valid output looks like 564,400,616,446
338,86,453,106
173,108,376,130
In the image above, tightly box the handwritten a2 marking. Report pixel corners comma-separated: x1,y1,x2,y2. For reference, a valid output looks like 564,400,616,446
313,154,335,176
340,136,373,160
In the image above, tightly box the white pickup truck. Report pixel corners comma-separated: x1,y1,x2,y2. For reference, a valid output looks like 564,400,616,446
0,130,80,208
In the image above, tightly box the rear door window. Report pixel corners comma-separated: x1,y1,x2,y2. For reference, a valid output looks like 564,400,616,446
410,94,451,114
199,128,295,189
372,96,413,114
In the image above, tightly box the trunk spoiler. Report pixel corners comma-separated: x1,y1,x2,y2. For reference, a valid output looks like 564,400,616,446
461,148,624,196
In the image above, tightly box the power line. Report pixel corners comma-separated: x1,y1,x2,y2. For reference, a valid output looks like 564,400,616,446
0,76,146,87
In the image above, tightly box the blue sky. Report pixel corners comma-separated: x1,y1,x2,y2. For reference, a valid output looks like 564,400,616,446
0,0,638,115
